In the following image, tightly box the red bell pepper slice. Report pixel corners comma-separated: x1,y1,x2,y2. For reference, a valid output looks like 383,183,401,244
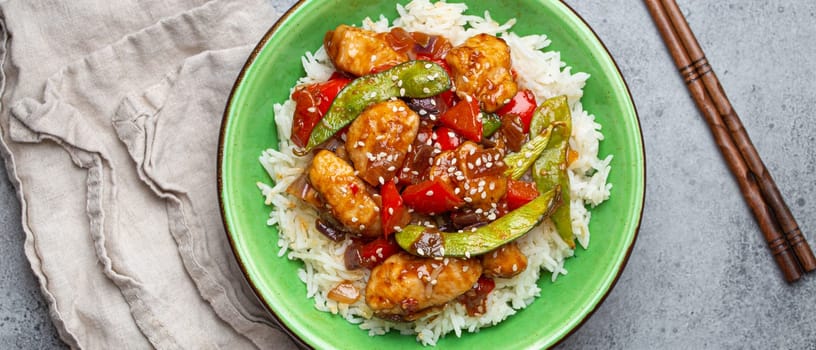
360,237,401,268
434,126,462,151
496,89,537,133
505,179,540,210
438,95,482,142
290,76,351,147
381,181,409,236
345,236,402,270
401,179,465,214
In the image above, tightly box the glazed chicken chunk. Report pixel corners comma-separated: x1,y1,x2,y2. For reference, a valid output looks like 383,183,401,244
346,100,420,186
445,33,518,112
308,150,382,237
481,242,528,278
366,252,482,320
324,25,409,77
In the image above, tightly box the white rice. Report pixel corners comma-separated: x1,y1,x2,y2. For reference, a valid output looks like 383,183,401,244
257,0,612,346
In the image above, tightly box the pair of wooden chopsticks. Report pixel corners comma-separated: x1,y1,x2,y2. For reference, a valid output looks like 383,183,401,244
645,0,816,282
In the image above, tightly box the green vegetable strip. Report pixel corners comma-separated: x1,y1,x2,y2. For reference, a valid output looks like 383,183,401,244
530,95,575,248
395,187,560,258
503,124,553,180
304,60,451,151
529,95,570,137
482,113,502,137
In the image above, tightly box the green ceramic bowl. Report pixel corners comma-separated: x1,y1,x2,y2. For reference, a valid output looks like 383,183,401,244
219,0,644,348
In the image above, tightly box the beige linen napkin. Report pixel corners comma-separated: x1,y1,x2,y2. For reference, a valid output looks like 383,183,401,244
0,0,298,348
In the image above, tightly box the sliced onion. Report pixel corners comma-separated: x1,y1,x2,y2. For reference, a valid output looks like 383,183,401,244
327,281,360,304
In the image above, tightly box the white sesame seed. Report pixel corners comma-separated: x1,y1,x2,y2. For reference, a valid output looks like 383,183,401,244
475,208,483,214
429,114,437,121
419,109,427,115
430,99,437,106
475,158,482,166
378,176,385,185
371,54,377,62
425,63,432,69
512,264,518,272
426,190,434,196
398,106,406,112
462,75,469,83
359,224,366,230
399,88,406,95
462,265,469,272
481,192,487,199
454,187,461,194
407,144,413,152
373,206,380,212
464,197,472,203
417,248,425,256
307,107,317,113
465,251,471,258
489,182,496,191
423,87,431,94
465,95,473,102
487,213,497,220
351,217,358,223
486,162,493,168
391,75,399,81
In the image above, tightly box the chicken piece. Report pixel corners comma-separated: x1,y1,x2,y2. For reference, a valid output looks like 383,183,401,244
427,150,459,187
346,100,420,186
445,33,518,112
366,252,482,320
457,175,507,210
324,25,409,77
308,150,381,237
481,242,528,278
455,141,507,179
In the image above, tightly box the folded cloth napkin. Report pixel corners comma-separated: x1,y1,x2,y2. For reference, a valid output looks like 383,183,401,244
0,0,298,348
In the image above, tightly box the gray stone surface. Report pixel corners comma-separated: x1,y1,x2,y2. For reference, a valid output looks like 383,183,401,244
1,0,814,349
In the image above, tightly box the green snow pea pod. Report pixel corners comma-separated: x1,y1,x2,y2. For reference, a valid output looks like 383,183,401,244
530,96,574,248
503,124,554,180
394,187,561,258
303,60,451,152
529,95,570,137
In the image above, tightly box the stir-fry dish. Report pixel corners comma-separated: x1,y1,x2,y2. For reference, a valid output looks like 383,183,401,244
258,1,612,345
285,23,575,322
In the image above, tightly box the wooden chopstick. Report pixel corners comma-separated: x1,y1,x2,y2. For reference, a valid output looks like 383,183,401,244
644,0,803,282
659,0,816,273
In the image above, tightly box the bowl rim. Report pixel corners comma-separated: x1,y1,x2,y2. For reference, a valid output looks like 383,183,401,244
217,0,646,348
